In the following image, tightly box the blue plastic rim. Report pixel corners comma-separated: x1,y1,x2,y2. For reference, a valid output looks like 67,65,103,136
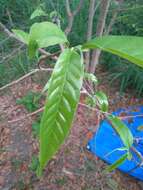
87,105,143,181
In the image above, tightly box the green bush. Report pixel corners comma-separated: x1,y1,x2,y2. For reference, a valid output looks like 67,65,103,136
102,53,143,96
16,91,41,112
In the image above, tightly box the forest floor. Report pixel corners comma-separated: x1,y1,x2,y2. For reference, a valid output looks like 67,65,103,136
1,66,143,190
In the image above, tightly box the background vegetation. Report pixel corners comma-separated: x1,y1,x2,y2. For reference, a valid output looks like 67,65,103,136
1,0,143,95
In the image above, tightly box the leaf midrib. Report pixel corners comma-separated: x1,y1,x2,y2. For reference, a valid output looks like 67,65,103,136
45,49,72,135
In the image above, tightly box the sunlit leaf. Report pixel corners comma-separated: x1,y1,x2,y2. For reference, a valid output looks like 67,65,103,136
107,115,133,148
84,73,98,84
38,48,84,175
12,29,29,44
83,35,143,68
30,7,47,20
107,153,128,172
29,22,68,48
13,22,68,58
95,91,108,112
28,40,38,59
127,151,132,160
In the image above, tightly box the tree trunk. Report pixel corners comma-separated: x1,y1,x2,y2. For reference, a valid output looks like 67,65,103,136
65,0,84,35
85,0,96,72
105,0,124,35
90,0,111,73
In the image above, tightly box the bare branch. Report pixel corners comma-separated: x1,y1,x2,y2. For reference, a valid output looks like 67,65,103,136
6,8,14,27
128,146,143,172
8,98,143,125
0,45,25,64
0,22,54,57
105,10,118,35
93,0,101,15
0,22,19,40
90,0,111,73
37,50,60,69
65,16,74,35
65,0,84,35
105,0,124,35
73,0,84,16
7,102,102,124
0,68,53,91
85,0,96,71
8,107,44,123
66,0,72,16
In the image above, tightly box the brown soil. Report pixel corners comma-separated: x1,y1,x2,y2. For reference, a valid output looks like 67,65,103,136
0,69,143,190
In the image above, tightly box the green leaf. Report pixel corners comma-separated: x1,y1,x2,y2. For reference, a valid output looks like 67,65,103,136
38,48,84,175
84,73,98,84
83,35,143,68
127,151,132,160
16,91,40,112
29,155,39,171
95,91,108,112
29,22,68,48
107,153,128,172
42,78,52,94
107,115,133,148
30,7,47,20
12,29,29,44
28,40,38,59
13,22,68,59
32,121,40,138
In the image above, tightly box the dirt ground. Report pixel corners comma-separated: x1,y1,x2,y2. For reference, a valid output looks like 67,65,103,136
1,68,143,190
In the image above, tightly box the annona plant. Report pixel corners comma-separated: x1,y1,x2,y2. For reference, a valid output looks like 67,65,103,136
13,22,143,176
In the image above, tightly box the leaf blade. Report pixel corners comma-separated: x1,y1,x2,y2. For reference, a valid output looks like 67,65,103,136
12,29,29,44
95,91,108,112
107,115,133,149
84,73,98,84
107,153,128,172
83,35,143,68
30,7,47,20
29,22,68,48
38,48,84,174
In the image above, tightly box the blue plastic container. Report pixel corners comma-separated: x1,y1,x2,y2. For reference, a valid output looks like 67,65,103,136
87,106,143,180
